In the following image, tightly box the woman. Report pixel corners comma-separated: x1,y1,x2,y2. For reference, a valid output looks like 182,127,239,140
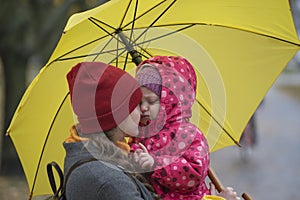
63,62,159,200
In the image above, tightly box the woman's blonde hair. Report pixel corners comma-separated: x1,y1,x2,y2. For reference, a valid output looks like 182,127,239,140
82,131,161,200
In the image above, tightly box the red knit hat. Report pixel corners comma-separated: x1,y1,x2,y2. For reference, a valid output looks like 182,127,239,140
66,62,142,134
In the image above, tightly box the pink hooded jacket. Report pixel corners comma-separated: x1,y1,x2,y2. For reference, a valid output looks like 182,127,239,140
130,56,210,199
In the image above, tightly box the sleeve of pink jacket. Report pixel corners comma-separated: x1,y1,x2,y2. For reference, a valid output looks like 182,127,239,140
150,134,210,193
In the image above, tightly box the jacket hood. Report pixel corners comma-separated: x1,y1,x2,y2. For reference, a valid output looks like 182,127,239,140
130,56,210,199
136,56,197,136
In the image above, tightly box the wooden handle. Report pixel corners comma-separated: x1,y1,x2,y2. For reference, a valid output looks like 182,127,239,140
242,193,253,200
208,167,224,192
208,167,253,200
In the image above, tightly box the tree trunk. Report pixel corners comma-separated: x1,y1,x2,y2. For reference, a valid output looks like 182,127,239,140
0,58,4,171
0,50,27,174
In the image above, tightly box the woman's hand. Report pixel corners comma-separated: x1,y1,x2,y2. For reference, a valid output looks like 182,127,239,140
133,143,154,170
210,183,241,200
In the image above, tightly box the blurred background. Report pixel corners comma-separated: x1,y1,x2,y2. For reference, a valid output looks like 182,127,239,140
0,0,299,199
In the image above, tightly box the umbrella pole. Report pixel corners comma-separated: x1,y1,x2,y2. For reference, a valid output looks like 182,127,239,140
208,167,253,200
117,30,142,66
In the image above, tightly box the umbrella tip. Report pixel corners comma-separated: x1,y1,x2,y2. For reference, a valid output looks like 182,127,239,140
235,140,241,147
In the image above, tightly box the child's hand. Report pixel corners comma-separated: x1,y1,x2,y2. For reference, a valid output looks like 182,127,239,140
210,183,241,200
133,143,154,170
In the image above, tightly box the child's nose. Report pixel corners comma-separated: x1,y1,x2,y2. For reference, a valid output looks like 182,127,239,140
140,103,149,112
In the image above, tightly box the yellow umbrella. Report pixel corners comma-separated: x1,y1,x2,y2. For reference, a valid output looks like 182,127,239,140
6,0,300,198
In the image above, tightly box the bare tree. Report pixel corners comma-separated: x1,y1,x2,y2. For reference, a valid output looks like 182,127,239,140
0,0,108,173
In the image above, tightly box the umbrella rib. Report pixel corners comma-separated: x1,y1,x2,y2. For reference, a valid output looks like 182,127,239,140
128,24,193,60
55,17,127,62
52,34,111,62
89,18,121,43
129,0,139,45
92,35,116,62
125,0,176,44
221,25,300,46
89,17,143,52
119,0,134,28
123,52,130,70
126,22,300,47
132,24,195,49
138,50,153,59
88,17,116,31
122,0,171,29
116,34,120,66
134,37,155,58
156,23,300,46
189,22,300,47
57,47,127,61
146,0,176,28
196,99,241,147
107,48,128,65
30,92,70,197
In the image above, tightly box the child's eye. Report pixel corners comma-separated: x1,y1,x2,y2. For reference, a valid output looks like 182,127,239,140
148,98,160,104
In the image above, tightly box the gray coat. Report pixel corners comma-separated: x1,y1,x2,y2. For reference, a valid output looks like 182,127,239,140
63,142,153,200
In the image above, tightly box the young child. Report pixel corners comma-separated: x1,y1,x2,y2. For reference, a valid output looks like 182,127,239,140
130,56,240,200
129,56,209,199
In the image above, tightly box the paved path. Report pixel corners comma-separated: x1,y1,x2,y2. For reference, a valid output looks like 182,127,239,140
210,72,300,200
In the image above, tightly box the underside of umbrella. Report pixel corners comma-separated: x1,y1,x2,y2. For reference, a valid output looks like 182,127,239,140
7,0,300,197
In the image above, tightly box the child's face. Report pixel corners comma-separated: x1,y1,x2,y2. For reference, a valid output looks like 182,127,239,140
140,87,160,124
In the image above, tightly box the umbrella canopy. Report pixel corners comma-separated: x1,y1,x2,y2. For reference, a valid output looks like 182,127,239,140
7,0,300,197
